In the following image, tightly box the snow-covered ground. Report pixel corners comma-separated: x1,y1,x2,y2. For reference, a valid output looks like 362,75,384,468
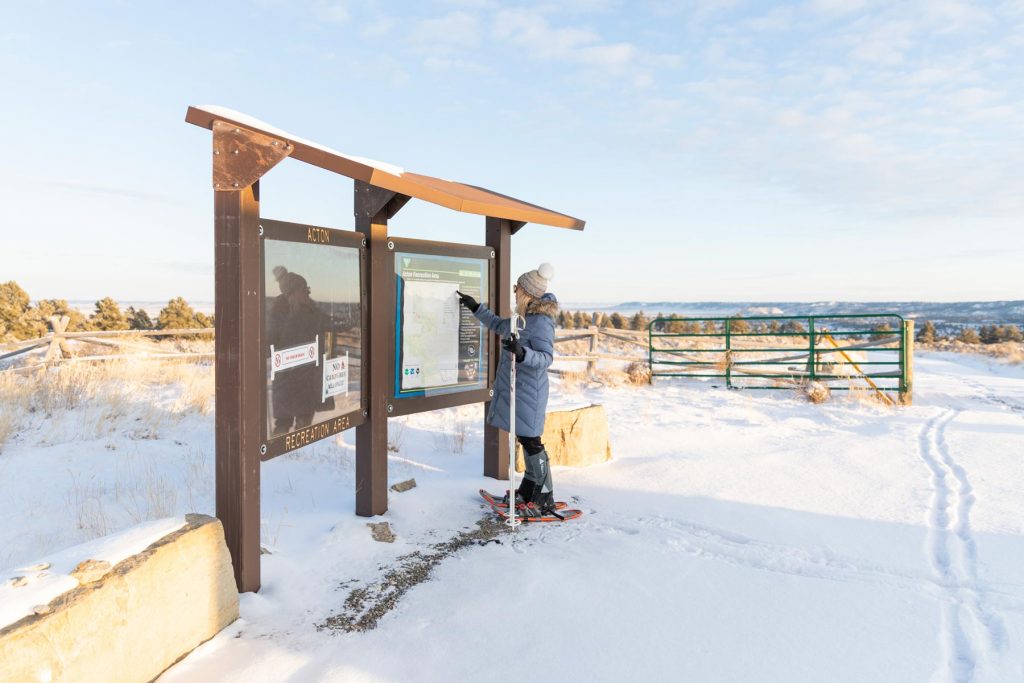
3,353,1023,681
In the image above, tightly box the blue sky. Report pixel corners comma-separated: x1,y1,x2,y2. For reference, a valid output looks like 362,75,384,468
1,0,1022,304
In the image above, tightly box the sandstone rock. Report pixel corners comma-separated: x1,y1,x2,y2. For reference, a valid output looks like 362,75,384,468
516,404,612,472
390,479,417,493
9,577,27,588
367,522,395,543
0,514,239,683
70,559,111,584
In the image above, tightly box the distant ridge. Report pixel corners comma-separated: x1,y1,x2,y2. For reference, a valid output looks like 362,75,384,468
559,301,1023,332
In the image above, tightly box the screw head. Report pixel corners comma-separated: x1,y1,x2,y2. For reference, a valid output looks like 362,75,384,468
361,238,367,247
490,251,495,258
260,444,267,455
232,149,240,155
362,409,368,417
258,225,264,236
387,404,394,413
387,240,395,250
233,182,240,188
488,389,494,397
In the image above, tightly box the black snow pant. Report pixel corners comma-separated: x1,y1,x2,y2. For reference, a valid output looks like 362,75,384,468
517,435,553,504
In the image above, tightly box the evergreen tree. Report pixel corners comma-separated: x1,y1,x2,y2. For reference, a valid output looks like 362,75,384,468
782,320,806,334
702,320,718,334
957,327,981,344
0,281,32,339
978,324,997,344
91,297,129,331
595,313,610,328
157,297,202,329
557,310,574,329
33,299,91,333
1001,324,1023,342
728,315,751,334
871,322,892,339
573,310,589,328
917,321,937,344
629,311,649,331
609,312,626,329
126,306,154,331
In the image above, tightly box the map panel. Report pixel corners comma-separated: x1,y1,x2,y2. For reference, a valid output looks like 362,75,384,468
395,252,489,398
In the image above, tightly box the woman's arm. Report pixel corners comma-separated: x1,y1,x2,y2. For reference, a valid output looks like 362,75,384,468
473,304,512,338
519,316,554,369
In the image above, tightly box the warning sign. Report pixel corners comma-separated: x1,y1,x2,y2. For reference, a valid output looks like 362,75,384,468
323,352,349,400
270,335,319,380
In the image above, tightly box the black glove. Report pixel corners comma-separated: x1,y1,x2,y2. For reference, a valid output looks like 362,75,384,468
503,336,526,363
456,290,479,313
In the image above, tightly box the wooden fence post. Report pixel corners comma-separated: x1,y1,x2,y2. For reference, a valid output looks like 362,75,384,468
900,319,914,405
587,326,598,375
44,315,71,364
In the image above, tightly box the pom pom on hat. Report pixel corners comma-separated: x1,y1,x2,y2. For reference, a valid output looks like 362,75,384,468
516,263,554,298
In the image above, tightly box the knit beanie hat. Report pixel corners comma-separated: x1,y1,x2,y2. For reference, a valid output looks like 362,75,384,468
516,263,554,298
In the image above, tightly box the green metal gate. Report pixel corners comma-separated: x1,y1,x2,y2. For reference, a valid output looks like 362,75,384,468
648,314,913,404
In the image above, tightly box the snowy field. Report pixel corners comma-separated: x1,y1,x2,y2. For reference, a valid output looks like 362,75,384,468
2,352,1024,682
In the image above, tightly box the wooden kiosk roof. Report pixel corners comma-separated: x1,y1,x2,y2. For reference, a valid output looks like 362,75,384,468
185,105,585,231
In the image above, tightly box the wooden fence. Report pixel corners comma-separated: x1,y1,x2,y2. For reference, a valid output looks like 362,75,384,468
0,315,214,371
551,326,647,373
3,317,643,376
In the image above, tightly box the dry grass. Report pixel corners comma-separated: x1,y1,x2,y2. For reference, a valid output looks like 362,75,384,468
923,340,1024,364
388,419,407,453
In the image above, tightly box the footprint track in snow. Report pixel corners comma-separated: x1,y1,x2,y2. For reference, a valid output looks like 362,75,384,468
918,408,1007,682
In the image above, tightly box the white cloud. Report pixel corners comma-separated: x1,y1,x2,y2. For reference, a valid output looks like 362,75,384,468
313,1,349,24
411,11,482,54
807,0,868,16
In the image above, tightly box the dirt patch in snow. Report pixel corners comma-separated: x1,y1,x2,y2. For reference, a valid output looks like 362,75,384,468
318,514,513,633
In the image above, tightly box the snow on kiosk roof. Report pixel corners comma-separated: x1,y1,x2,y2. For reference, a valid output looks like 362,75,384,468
185,105,585,230
186,104,586,594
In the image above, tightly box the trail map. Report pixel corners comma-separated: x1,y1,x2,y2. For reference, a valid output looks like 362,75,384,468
395,252,489,397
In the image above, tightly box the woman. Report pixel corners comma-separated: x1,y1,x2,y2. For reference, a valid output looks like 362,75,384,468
458,263,559,517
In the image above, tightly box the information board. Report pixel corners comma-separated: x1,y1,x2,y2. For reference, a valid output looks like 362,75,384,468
261,220,364,458
394,246,490,399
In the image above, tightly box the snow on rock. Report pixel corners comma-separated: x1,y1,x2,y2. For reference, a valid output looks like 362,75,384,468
0,517,185,629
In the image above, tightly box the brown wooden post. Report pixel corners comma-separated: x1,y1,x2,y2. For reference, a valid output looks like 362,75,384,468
44,315,71,364
354,181,408,516
900,319,914,406
484,217,513,479
215,182,263,593
587,326,598,375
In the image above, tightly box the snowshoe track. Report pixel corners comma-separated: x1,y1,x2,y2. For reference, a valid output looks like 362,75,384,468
918,408,1007,682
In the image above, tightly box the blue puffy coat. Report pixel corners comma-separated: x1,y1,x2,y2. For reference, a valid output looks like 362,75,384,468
474,293,558,437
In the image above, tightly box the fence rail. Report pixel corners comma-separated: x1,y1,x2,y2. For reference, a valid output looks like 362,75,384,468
552,326,647,374
648,314,914,405
1,315,214,371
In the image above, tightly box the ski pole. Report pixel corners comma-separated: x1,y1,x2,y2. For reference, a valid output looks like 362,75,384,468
506,309,525,528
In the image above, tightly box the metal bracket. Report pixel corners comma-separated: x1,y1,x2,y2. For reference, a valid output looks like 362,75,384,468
354,181,411,220
212,120,292,191
509,221,527,235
